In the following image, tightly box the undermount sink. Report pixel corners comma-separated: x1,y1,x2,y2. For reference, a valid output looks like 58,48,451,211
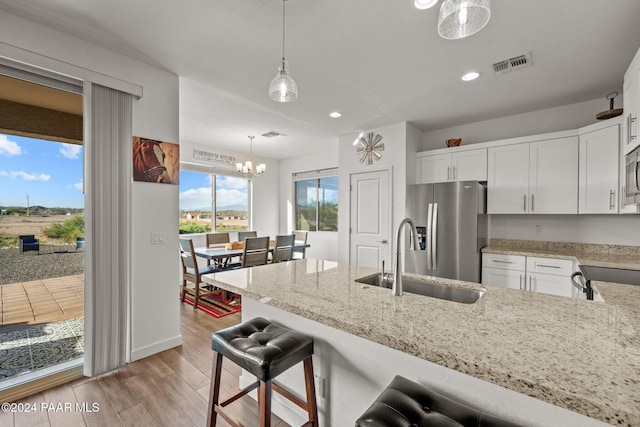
355,273,485,304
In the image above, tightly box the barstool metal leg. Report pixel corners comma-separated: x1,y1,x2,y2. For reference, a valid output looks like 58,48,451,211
207,352,223,427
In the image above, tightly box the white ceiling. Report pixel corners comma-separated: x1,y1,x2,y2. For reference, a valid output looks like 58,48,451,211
1,0,639,159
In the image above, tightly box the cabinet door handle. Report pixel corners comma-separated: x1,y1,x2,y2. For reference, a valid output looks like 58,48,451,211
537,264,561,269
519,274,524,290
523,194,527,212
631,115,637,141
453,166,457,180
531,194,535,212
447,166,451,181
610,190,615,211
493,260,516,264
529,276,533,291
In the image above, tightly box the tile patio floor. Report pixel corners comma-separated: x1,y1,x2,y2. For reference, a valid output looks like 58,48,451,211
0,275,84,333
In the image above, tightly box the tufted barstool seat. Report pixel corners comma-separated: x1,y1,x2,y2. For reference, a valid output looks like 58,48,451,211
355,376,522,427
207,317,318,427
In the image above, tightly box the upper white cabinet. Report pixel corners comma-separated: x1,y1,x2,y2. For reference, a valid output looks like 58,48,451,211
416,148,487,184
487,137,579,214
579,123,620,214
623,47,640,155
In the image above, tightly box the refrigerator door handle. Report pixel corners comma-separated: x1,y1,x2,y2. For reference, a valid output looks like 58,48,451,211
432,202,438,270
426,203,433,269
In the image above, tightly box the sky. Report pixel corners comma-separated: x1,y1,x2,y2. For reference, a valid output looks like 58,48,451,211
0,133,84,208
179,170,248,211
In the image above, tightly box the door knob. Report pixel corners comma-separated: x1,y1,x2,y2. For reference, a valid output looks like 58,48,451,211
377,240,388,244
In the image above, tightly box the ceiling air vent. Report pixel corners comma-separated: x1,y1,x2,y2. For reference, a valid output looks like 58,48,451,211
492,53,532,75
261,130,286,138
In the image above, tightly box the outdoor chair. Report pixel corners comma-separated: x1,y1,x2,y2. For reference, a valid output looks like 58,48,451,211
19,235,40,254
179,238,223,310
271,234,295,263
293,230,308,259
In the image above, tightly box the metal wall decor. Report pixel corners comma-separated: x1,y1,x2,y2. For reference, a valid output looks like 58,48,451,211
355,132,385,164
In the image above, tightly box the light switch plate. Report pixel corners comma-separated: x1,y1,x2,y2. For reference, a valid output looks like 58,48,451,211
151,231,166,244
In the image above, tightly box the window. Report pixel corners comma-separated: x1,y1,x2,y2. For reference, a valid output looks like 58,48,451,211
294,172,338,232
179,170,249,233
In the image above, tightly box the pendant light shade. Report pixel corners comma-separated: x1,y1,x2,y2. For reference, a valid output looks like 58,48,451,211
269,0,298,103
438,0,491,40
269,60,298,102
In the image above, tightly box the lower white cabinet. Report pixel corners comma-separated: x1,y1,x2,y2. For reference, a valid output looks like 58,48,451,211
482,253,577,298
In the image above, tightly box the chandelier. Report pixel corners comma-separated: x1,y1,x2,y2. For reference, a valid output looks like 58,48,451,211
269,0,298,102
236,136,266,178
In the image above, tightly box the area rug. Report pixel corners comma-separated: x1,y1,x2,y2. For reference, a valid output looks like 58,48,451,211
182,292,241,318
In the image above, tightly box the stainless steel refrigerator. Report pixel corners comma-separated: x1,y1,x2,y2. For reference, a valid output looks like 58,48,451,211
405,181,488,283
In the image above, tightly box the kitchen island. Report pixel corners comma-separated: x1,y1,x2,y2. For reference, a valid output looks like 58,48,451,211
202,259,639,427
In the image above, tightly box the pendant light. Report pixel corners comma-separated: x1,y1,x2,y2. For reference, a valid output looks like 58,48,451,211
269,0,298,102
236,136,266,178
438,0,491,40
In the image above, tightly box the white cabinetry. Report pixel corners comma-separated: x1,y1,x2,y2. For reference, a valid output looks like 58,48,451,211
482,253,577,298
416,148,487,184
578,122,620,214
487,136,579,214
623,47,640,155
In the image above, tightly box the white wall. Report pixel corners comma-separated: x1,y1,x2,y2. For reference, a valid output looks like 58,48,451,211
420,98,609,151
338,122,412,265
279,150,339,261
179,140,280,239
0,11,181,361
490,214,640,245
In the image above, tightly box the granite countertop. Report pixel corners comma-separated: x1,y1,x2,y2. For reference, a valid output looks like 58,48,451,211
203,258,640,426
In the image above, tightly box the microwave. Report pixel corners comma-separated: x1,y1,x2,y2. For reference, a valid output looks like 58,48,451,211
626,145,640,205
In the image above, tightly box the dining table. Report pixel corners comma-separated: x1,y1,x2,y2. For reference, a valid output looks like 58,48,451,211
193,242,310,266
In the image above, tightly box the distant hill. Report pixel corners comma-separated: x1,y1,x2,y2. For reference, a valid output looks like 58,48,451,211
0,205,83,215
218,204,247,211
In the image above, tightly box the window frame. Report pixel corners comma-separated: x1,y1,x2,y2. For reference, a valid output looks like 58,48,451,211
179,167,251,233
292,168,338,233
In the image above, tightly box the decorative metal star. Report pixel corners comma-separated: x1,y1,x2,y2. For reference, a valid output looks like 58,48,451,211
356,132,384,165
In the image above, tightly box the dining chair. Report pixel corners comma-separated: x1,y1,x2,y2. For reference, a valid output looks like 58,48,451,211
241,236,270,268
206,232,231,268
293,230,308,259
237,230,257,242
272,234,295,263
179,238,221,309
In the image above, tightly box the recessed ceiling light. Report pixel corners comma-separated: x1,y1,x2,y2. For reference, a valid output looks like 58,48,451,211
461,71,480,81
414,0,438,9
329,111,342,118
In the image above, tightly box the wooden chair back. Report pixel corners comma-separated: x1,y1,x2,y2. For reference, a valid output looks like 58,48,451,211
207,232,230,247
179,238,198,271
241,236,269,268
238,231,257,242
272,234,295,263
293,230,308,259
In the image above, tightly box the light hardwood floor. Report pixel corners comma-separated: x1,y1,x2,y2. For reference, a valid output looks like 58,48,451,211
0,305,288,426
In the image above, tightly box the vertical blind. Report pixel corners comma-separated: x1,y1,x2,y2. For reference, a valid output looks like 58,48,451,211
83,82,132,376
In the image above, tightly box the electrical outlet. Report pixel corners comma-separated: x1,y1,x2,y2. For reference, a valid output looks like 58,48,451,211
314,374,326,398
535,225,543,235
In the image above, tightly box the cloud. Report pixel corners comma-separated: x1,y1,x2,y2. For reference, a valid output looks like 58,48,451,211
73,180,83,190
0,135,22,157
217,176,248,190
216,188,248,207
0,170,51,181
59,143,82,159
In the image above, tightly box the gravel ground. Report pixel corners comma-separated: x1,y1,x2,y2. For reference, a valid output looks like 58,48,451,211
0,245,84,285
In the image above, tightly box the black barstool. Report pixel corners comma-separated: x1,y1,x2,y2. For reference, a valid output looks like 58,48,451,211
356,375,522,427
207,317,318,427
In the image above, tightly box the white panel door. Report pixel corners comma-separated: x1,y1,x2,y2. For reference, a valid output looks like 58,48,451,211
417,153,450,183
579,125,619,214
349,170,390,269
452,148,487,182
481,267,524,290
529,137,579,214
487,144,530,214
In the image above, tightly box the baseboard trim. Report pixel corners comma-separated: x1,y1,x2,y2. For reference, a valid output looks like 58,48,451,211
130,335,182,362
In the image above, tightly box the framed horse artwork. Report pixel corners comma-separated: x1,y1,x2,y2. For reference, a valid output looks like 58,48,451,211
133,137,179,184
